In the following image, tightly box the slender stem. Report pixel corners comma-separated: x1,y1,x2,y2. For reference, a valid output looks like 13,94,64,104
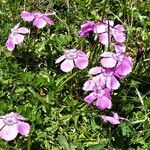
27,131,31,150
57,71,78,89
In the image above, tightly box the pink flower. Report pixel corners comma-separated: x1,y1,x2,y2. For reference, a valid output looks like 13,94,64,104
6,23,30,51
55,49,88,72
101,112,121,125
101,112,129,125
0,112,30,141
21,11,55,29
84,84,112,110
79,21,95,37
100,51,133,78
94,19,126,46
89,67,120,90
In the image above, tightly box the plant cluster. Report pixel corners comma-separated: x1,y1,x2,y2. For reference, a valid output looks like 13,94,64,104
1,8,134,142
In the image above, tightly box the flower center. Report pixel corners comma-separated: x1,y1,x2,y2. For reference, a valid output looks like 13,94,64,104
94,89,105,97
10,30,18,38
3,116,18,126
113,53,125,62
102,69,113,77
34,13,44,18
65,51,78,60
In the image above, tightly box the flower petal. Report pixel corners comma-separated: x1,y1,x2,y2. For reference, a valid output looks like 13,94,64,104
83,80,95,91
17,121,30,136
43,16,54,25
101,115,120,125
74,51,88,69
20,11,35,22
114,24,125,32
106,76,120,90
115,43,126,53
44,12,56,16
96,96,112,110
94,23,106,34
0,125,18,141
113,32,126,43
55,55,66,64
102,19,114,27
89,67,102,75
101,52,114,57
84,92,96,104
13,34,24,45
11,112,27,121
6,38,15,51
33,18,47,29
17,27,30,34
115,57,132,78
99,33,111,46
101,57,117,68
60,59,74,72
92,74,106,87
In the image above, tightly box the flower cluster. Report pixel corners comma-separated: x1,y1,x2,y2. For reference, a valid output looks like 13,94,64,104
6,11,55,51
79,19,126,47
4,10,55,141
80,19,133,124
4,8,133,142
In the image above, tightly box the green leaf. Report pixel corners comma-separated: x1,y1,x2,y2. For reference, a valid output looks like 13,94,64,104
57,135,71,150
88,144,104,150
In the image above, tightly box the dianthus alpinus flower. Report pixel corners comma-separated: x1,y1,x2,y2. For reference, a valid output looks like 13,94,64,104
6,23,30,51
101,112,129,125
84,83,112,110
89,67,120,90
55,49,88,72
100,51,133,78
79,21,95,37
21,11,55,29
0,112,30,141
94,19,126,46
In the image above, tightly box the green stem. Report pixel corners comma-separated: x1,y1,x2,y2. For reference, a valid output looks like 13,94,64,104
57,71,78,89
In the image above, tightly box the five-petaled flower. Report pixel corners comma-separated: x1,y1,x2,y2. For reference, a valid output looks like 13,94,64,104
89,67,120,90
100,51,133,78
6,23,30,51
55,49,89,72
21,11,55,29
84,82,112,110
0,112,30,141
94,19,126,46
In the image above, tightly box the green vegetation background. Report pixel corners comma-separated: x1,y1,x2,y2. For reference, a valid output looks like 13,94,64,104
0,0,150,149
